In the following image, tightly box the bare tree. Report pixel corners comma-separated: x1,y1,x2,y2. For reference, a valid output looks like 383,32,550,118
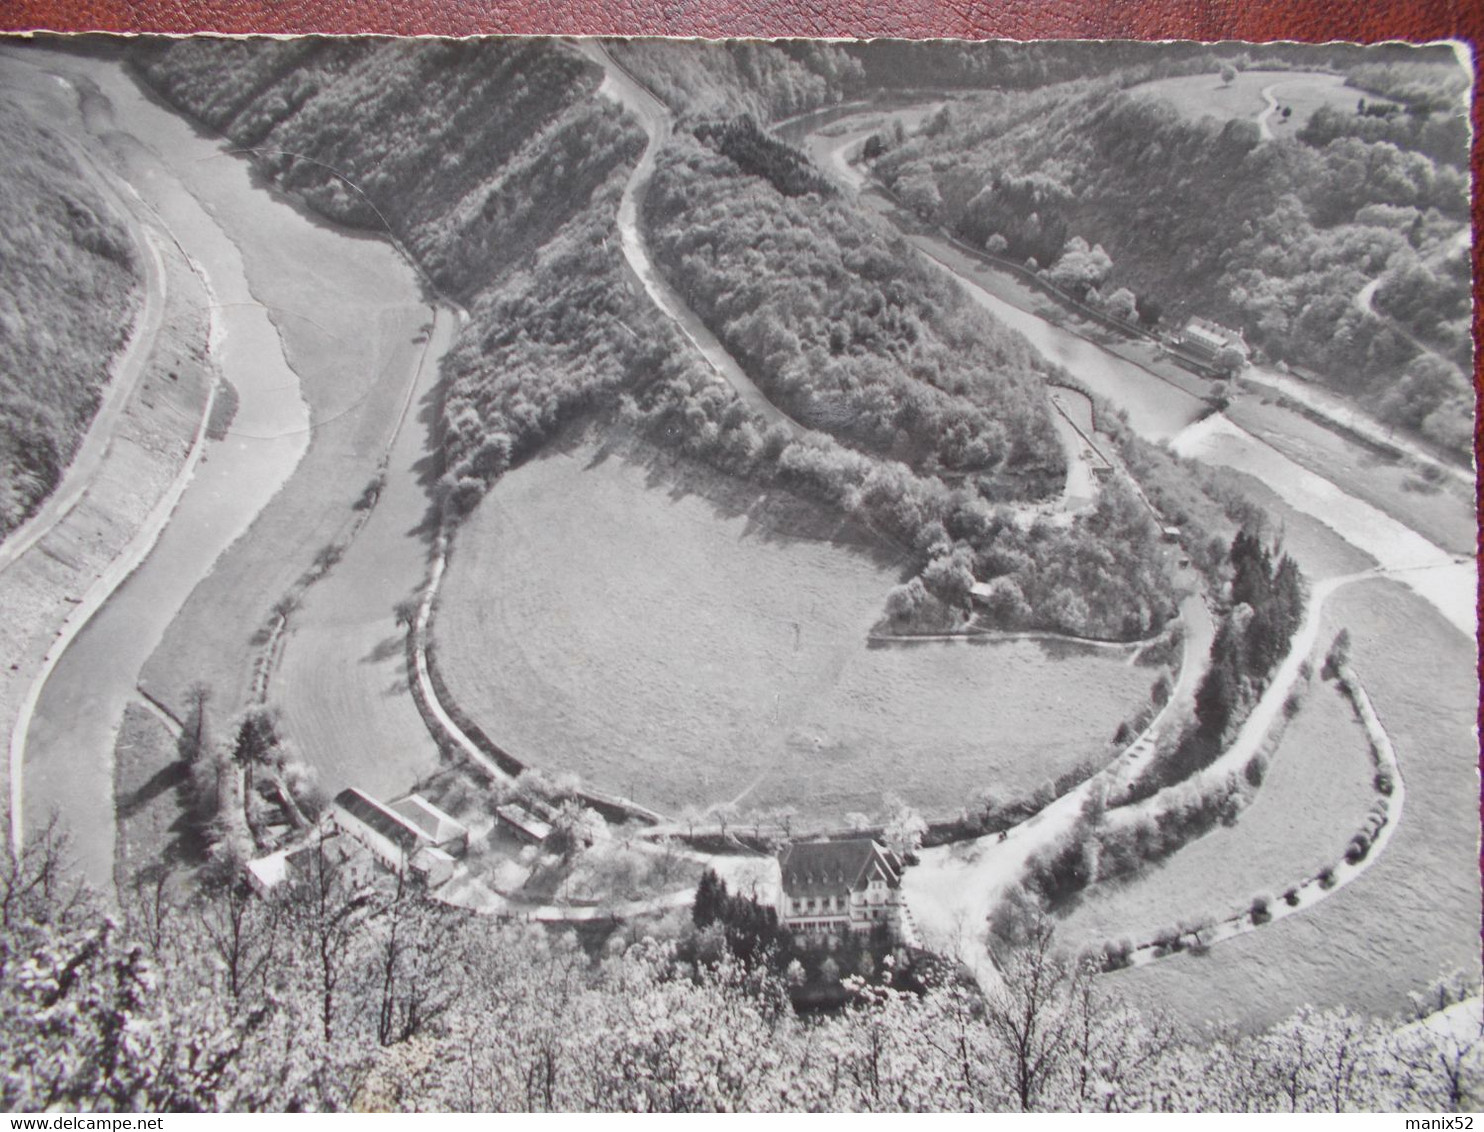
983,912,1087,1111
374,868,466,1046
181,681,213,765
285,841,375,1042
193,876,281,1007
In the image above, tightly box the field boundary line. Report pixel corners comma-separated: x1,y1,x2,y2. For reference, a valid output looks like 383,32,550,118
1105,662,1405,970
8,271,221,859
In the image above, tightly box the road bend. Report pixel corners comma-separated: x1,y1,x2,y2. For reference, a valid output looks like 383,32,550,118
576,41,805,439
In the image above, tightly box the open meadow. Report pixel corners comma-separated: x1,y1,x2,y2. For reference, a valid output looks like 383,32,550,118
1099,577,1479,1028
268,310,456,808
1128,70,1353,134
1056,660,1379,954
435,430,1157,826
134,151,439,751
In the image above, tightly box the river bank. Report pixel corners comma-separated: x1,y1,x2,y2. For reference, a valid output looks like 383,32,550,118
6,49,315,885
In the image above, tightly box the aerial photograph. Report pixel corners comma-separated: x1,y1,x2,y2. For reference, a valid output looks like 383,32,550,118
0,33,1475,1111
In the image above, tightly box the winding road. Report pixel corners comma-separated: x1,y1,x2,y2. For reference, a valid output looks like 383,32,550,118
578,41,805,439
5,50,314,883
796,102,1477,991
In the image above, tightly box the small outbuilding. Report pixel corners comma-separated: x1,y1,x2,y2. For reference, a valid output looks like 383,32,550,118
496,802,553,846
391,793,470,857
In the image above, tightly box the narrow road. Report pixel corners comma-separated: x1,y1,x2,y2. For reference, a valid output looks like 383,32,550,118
1256,74,1347,141
6,51,312,883
576,42,805,438
0,128,168,576
902,589,1214,994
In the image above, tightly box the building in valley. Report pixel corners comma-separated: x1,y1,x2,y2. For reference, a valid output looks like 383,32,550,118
1176,316,1249,363
329,787,466,885
776,839,903,937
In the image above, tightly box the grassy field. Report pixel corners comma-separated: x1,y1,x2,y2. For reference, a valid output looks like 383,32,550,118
1057,663,1379,953
1097,575,1479,1028
1129,70,1353,133
112,703,190,885
271,311,455,806
435,430,1155,826
137,151,437,759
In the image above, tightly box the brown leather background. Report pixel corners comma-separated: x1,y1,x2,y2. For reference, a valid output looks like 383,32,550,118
0,0,1475,42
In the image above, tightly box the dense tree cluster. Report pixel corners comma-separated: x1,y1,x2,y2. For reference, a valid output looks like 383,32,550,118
1298,102,1468,170
1192,532,1305,743
135,38,699,523
621,367,1176,641
3,831,1478,1112
871,65,1471,454
646,131,1066,486
0,103,139,538
608,39,865,121
135,39,637,301
1141,531,1305,790
693,116,836,198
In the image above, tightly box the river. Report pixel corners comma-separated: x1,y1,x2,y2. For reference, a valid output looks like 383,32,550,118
799,110,1475,641
4,48,328,885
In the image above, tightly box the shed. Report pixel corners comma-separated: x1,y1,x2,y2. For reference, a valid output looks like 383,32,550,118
411,845,457,887
245,848,292,895
496,802,552,845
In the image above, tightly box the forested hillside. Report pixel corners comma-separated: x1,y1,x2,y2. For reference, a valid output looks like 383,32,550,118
647,129,1065,486
0,103,139,537
872,66,1472,455
135,39,638,299
607,38,865,121
5,831,1478,1112
135,38,718,517
135,38,1190,641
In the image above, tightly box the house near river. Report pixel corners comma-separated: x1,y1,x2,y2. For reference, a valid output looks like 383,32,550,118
1175,316,1250,364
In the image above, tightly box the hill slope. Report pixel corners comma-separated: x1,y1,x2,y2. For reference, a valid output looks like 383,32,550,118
0,100,140,538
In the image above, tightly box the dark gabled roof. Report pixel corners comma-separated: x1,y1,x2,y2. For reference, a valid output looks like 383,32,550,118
333,787,424,854
778,839,902,899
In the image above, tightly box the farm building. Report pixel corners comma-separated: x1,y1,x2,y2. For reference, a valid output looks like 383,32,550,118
330,787,463,885
496,802,552,845
777,839,903,937
244,839,351,896
1176,317,1249,362
245,847,294,895
391,794,470,856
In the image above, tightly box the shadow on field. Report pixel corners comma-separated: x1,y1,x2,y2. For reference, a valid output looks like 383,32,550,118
362,633,405,665
572,421,912,575
408,376,449,549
